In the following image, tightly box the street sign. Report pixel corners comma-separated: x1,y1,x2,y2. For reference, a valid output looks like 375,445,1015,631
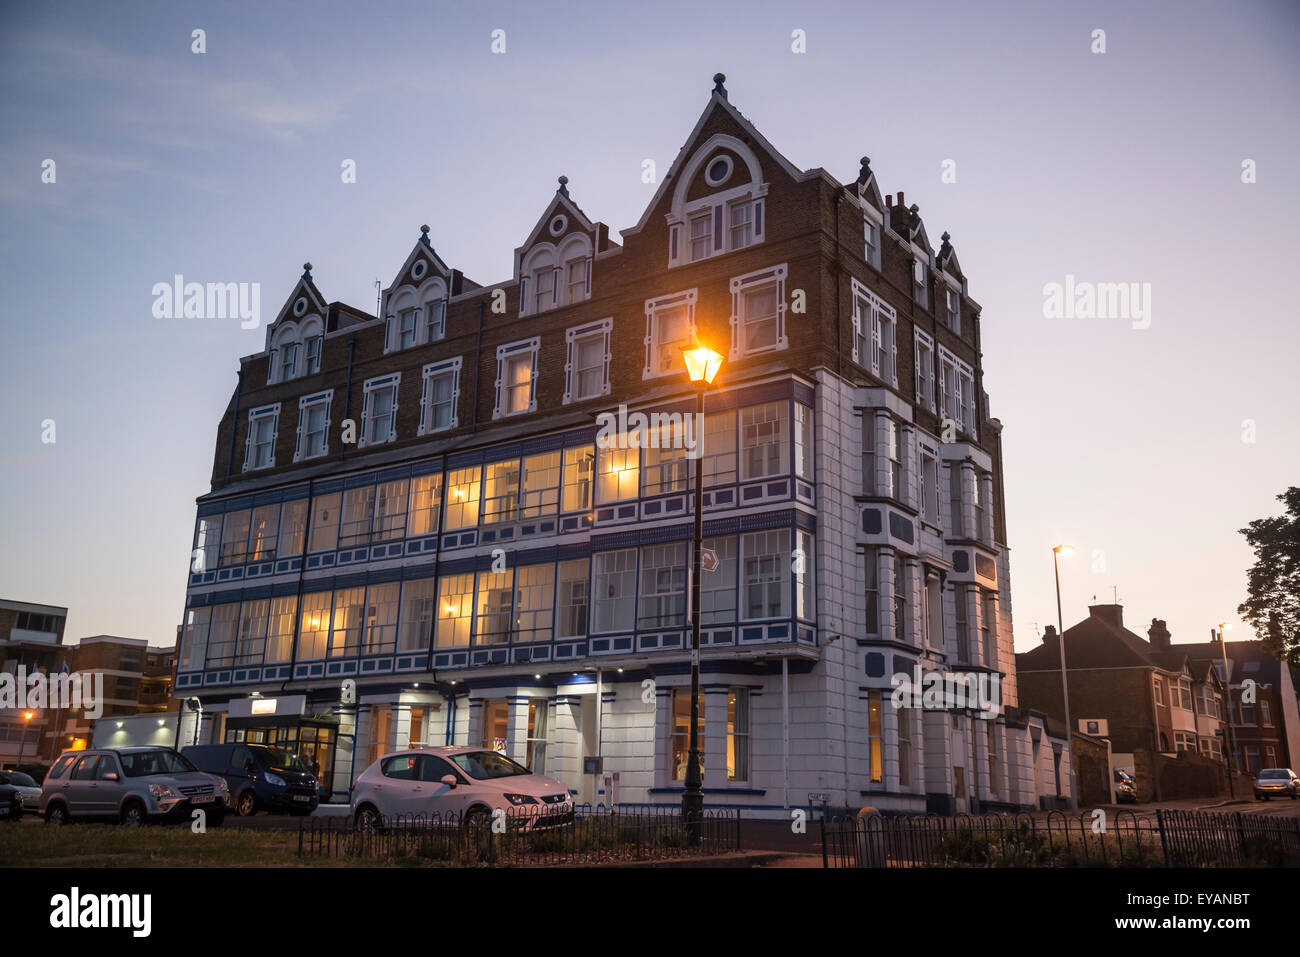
700,547,719,573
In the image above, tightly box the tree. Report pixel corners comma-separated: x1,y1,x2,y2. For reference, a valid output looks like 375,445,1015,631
1238,487,1300,664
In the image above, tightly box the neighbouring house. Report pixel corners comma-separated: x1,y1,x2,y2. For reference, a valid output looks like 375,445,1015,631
0,598,70,764
1016,604,1228,801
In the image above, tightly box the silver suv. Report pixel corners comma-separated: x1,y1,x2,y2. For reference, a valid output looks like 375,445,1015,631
40,747,230,826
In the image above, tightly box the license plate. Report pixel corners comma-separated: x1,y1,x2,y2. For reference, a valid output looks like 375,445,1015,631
192,795,215,804
0,806,9,816
293,795,311,802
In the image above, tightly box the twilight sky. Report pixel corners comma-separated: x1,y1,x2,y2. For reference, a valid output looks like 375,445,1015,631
0,0,1296,651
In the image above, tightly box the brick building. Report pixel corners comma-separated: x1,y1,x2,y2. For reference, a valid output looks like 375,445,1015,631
51,637,178,757
174,75,1064,813
0,598,68,765
1016,605,1228,799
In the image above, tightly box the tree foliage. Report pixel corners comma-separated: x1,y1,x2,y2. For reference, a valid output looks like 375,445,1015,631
1238,487,1300,664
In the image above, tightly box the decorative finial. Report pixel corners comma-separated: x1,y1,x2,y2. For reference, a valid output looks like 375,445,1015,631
420,224,431,247
941,231,950,242
302,262,312,279
712,73,727,98
857,156,872,186
557,175,569,196
909,203,919,214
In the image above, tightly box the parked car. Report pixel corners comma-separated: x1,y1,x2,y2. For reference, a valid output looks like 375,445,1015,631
40,747,229,826
182,743,319,816
1254,768,1300,800
0,784,22,822
1113,769,1137,803
351,746,573,831
0,769,43,806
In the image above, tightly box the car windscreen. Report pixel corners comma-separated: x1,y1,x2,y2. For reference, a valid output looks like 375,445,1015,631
251,746,308,774
451,751,531,780
1259,769,1288,780
120,750,197,777
2,771,36,787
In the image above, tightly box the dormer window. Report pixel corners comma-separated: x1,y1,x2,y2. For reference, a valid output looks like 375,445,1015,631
729,200,755,249
305,335,322,375
689,213,712,260
913,257,930,309
279,343,299,382
533,267,555,313
398,308,418,349
566,258,589,305
424,300,446,342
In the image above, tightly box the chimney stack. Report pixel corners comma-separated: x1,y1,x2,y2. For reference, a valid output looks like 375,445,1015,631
1043,624,1058,644
1148,618,1171,650
896,191,905,207
1088,603,1124,630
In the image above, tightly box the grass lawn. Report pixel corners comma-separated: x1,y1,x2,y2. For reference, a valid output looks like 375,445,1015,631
0,821,369,868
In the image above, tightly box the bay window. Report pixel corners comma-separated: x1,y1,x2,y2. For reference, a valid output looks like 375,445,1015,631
742,529,788,619
592,549,637,633
398,579,436,652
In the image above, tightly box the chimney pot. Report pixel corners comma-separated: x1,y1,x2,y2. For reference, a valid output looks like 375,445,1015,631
897,191,905,207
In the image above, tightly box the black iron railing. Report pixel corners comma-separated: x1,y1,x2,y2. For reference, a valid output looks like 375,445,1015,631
298,804,741,866
821,809,1300,868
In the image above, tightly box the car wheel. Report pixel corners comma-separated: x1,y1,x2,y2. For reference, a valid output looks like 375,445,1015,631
45,803,69,826
120,801,147,827
354,804,382,832
236,790,257,817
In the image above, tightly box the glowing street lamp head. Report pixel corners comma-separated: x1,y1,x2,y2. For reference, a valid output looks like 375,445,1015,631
1053,544,1074,556
681,344,723,384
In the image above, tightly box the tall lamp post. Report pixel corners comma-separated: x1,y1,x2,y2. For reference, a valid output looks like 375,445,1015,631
15,710,35,768
1216,622,1238,798
680,343,723,845
1052,545,1079,812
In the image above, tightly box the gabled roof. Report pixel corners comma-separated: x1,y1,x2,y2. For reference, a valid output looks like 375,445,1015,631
1017,607,1190,674
383,225,453,298
937,230,964,280
514,177,598,255
1173,639,1283,687
264,263,330,346
622,74,812,240
851,156,886,211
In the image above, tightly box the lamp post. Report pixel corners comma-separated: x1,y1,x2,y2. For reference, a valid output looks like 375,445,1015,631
15,710,35,768
680,343,723,845
1052,545,1079,812
1217,622,1238,798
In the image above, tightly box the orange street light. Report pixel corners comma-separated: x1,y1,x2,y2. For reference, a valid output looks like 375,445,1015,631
681,344,724,385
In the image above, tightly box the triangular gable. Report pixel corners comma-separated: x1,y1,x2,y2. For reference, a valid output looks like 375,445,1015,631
938,230,964,279
852,156,886,212
265,264,329,348
622,79,809,240
383,225,452,298
512,181,602,279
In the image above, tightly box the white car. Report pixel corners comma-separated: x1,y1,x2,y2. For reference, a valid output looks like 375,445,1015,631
0,769,42,806
351,746,573,831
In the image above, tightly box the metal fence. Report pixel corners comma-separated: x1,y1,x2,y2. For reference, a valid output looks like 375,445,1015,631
821,809,1300,868
298,805,741,866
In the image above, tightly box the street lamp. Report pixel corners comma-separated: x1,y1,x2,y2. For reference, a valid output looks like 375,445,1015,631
680,342,723,845
1052,545,1079,812
1216,622,1238,798
15,710,35,768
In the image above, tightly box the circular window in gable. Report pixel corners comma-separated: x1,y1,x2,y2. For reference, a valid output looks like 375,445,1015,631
704,154,733,187
412,259,428,280
548,214,568,237
293,297,308,317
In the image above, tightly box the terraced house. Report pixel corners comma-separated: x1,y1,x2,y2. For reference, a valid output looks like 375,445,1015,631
174,75,1065,814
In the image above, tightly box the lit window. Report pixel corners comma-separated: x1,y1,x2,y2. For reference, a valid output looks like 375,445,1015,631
444,467,482,530
475,569,514,645
597,436,639,502
494,339,539,418
482,459,521,525
520,452,561,518
435,573,474,648
562,446,594,512
406,473,442,538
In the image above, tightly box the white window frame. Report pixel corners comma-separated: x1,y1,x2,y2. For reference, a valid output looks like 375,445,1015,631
849,279,898,387
244,403,280,472
493,337,540,419
938,346,977,439
669,182,766,268
424,298,447,343
359,373,401,448
305,335,322,375
863,209,883,270
918,438,940,525
565,256,591,307
642,289,697,380
914,328,936,412
294,390,333,462
728,264,788,359
912,252,930,309
564,318,612,404
945,282,962,335
419,357,462,435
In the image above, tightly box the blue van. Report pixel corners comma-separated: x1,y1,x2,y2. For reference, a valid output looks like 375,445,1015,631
183,743,319,817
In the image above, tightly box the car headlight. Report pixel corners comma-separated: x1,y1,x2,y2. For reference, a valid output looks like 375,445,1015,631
503,793,538,805
149,784,177,800
265,773,286,788
215,777,229,795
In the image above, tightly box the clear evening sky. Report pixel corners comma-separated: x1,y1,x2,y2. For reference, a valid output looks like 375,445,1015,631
1,1,1296,650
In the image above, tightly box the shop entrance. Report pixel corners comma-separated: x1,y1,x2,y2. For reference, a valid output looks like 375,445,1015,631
225,716,341,802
